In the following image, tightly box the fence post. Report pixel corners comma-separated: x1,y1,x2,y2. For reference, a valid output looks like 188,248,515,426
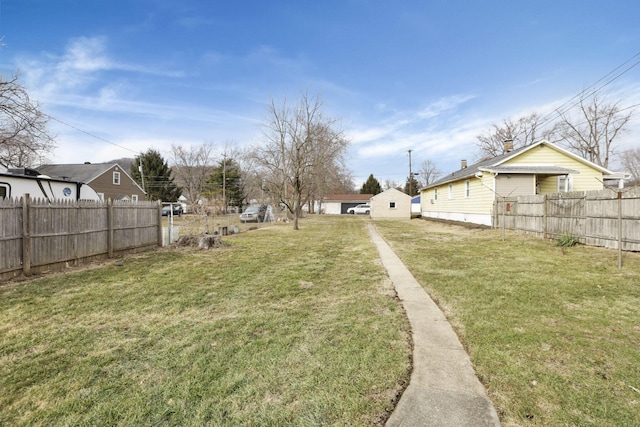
22,194,31,276
157,200,163,247
107,198,114,258
543,194,548,239
618,191,622,269
501,197,506,241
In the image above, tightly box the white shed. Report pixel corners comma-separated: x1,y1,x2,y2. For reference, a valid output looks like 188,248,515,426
370,188,412,219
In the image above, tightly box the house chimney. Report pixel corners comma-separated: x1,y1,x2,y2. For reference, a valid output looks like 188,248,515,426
461,159,467,169
504,139,514,153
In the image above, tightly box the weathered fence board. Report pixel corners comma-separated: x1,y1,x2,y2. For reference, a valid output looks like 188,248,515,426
0,196,161,280
0,198,22,273
495,189,640,251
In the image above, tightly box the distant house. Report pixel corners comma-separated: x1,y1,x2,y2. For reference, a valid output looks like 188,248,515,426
420,140,617,226
370,188,412,220
38,163,146,202
321,194,373,214
411,195,421,217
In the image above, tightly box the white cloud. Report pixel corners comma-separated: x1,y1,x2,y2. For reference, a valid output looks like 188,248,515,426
60,36,112,73
415,93,476,119
348,93,478,156
19,36,184,101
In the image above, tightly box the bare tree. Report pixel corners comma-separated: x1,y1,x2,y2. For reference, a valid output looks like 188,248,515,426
476,112,558,159
255,93,349,230
0,74,55,167
304,121,351,213
325,167,355,194
418,159,441,186
170,143,216,213
621,147,640,184
382,179,400,191
556,95,633,169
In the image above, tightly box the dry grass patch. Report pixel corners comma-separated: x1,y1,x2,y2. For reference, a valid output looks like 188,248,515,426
375,218,640,427
1,215,411,426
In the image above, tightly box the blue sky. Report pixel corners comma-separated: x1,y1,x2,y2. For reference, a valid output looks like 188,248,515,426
1,0,640,187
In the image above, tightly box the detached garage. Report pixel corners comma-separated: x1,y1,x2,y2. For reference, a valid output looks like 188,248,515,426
370,188,411,220
321,194,373,214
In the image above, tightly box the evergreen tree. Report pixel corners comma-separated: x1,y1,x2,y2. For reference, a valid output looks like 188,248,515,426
404,175,421,196
205,158,245,210
131,149,181,202
360,174,382,195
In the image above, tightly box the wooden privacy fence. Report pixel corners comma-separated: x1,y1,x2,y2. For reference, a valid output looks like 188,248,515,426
0,196,162,280
494,189,640,251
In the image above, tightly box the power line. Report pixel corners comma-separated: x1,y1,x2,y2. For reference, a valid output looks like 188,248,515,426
540,51,640,126
46,114,141,155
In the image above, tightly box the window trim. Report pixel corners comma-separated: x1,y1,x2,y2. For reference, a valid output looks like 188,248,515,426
113,171,121,185
558,175,573,192
448,183,453,199
389,201,396,209
465,180,470,198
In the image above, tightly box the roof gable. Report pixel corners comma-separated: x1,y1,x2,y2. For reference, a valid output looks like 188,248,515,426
371,188,411,200
423,140,612,189
38,163,145,194
491,140,612,174
38,163,114,183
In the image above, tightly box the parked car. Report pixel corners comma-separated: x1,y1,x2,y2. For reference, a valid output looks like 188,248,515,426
240,205,267,222
162,204,183,216
347,204,370,214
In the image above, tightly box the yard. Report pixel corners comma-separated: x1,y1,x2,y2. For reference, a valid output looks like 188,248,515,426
0,216,411,426
374,218,640,427
2,214,640,426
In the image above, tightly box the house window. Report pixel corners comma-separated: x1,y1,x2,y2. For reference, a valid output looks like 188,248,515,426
0,185,7,198
448,184,453,199
132,194,139,202
113,171,121,185
389,201,396,209
465,180,470,198
434,188,438,200
558,175,573,192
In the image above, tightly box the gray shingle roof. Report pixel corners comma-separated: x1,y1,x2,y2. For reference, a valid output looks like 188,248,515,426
425,148,521,189
37,163,117,183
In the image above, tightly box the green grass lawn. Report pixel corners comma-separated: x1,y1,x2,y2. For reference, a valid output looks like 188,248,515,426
0,216,411,426
374,219,640,427
4,214,640,426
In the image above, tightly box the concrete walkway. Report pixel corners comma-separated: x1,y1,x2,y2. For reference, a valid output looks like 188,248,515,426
367,224,501,427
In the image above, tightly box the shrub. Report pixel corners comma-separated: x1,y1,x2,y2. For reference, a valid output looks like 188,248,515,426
556,232,581,247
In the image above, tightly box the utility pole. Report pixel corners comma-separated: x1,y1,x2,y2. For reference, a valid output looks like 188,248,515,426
222,153,227,214
138,158,146,193
408,149,413,196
